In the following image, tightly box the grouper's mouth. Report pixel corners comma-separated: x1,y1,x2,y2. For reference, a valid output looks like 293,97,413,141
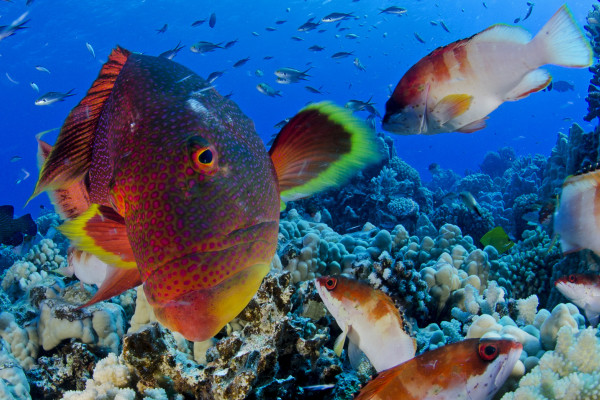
142,220,279,342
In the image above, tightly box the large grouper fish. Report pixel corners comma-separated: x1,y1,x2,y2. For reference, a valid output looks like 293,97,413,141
29,47,380,341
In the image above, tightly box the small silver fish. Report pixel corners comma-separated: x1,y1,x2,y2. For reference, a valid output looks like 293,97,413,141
353,57,366,71
206,70,225,84
275,67,311,80
190,41,222,54
30,82,39,92
159,42,185,60
0,12,29,42
5,72,18,84
440,20,450,33
34,89,76,106
86,42,95,59
35,65,51,74
331,51,353,59
257,83,281,97
322,12,355,23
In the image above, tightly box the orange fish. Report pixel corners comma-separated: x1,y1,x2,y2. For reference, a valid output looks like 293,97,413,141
29,47,379,341
315,276,415,372
382,5,592,135
355,338,522,400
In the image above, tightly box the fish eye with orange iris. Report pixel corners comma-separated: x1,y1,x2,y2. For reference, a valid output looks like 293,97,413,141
325,277,337,290
478,342,499,361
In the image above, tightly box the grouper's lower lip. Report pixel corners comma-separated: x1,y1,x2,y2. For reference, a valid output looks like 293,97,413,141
150,261,271,342
141,220,279,341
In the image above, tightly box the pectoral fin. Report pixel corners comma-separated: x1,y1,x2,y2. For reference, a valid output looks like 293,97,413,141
431,94,472,125
348,341,368,370
269,102,380,205
58,203,136,269
333,325,348,357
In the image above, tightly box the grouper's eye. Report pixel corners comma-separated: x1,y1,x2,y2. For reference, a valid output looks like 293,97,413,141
188,136,218,175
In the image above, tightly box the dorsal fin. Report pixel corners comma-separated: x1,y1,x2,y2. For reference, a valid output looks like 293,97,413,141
472,23,532,44
29,46,131,201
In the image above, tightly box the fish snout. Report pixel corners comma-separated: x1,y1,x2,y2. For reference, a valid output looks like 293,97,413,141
145,258,271,342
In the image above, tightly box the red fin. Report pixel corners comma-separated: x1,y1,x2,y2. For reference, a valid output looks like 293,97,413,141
37,138,91,219
456,117,489,133
269,101,380,204
30,47,131,201
59,204,137,269
78,265,141,309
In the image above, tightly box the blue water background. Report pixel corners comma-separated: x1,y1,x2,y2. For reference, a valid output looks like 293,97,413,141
0,0,593,218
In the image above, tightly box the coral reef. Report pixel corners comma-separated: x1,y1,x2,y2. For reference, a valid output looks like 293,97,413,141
501,326,600,400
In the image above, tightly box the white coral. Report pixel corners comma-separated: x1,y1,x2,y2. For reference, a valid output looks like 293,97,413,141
502,327,600,400
517,295,539,326
0,340,30,400
62,353,135,400
0,313,38,371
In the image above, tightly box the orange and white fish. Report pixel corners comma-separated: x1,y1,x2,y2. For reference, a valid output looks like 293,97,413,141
555,273,600,326
355,338,523,400
315,275,416,372
382,5,592,135
553,168,600,256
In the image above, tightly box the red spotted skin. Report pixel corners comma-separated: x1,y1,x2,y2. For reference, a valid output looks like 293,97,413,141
88,54,280,340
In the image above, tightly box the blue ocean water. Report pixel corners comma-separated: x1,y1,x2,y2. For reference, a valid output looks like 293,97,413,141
0,0,592,217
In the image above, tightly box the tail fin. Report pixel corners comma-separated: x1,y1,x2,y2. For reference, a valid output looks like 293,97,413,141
533,5,592,68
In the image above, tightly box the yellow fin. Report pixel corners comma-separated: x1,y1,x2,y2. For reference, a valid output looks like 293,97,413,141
431,94,472,125
59,204,137,269
333,326,348,357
